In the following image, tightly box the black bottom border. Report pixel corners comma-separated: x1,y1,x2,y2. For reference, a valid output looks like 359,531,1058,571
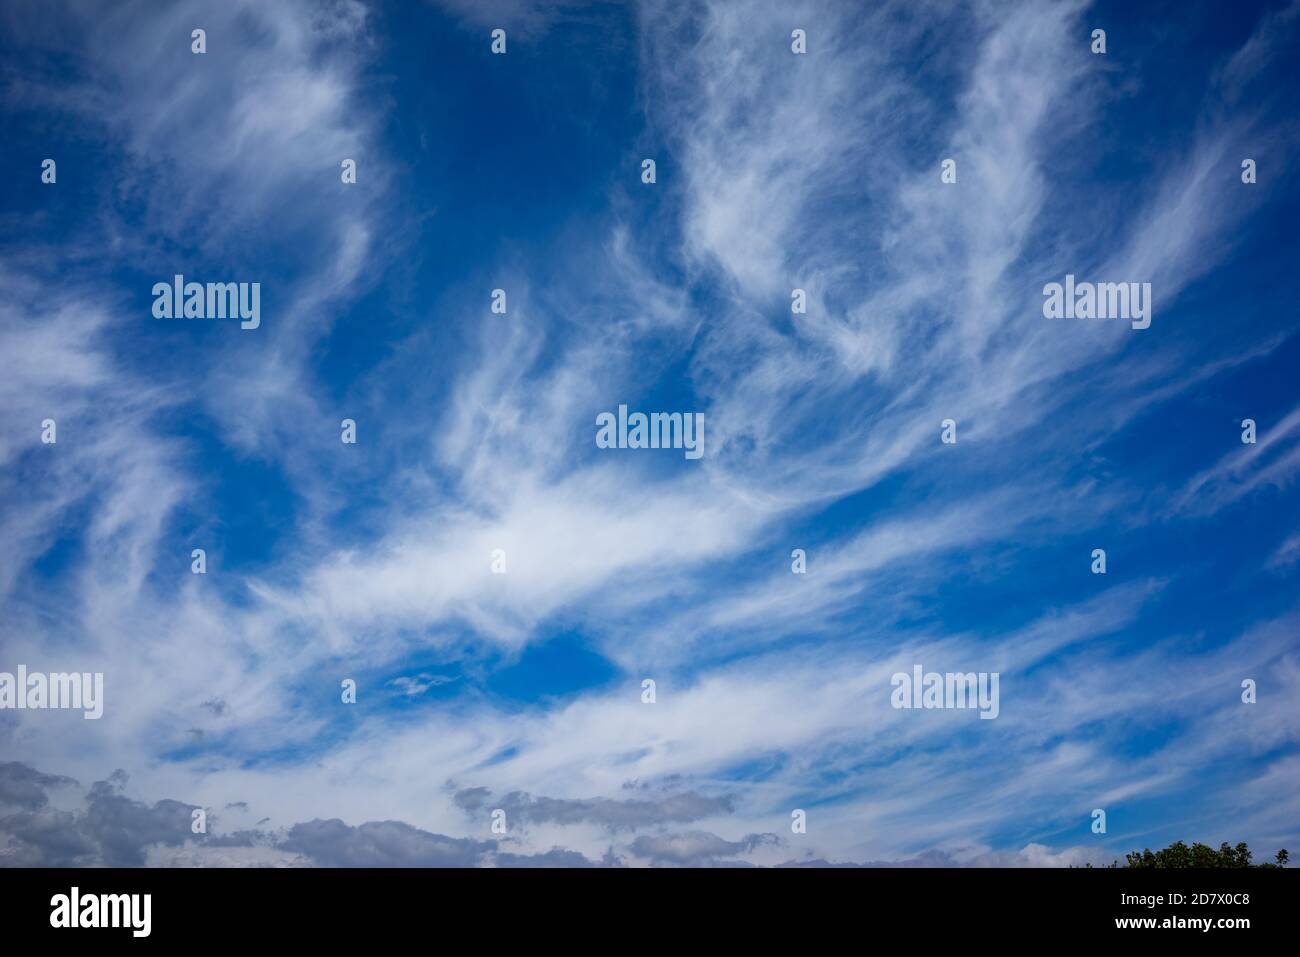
1,866,1291,942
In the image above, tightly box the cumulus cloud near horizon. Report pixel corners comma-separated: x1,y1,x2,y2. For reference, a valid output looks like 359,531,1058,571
1,761,1129,868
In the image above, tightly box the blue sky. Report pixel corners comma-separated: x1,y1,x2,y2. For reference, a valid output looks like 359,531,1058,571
1,0,1298,867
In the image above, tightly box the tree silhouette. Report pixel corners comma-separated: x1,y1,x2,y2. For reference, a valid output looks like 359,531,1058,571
1085,841,1291,868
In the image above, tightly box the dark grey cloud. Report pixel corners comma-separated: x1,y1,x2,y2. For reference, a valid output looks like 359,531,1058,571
0,764,234,866
779,855,933,868
0,764,602,868
600,846,627,867
78,777,205,866
0,766,765,868
776,847,1112,868
206,829,272,849
454,786,735,831
0,762,1095,868
494,847,596,868
0,808,99,866
280,819,494,867
451,786,493,812
628,830,781,867
0,761,76,811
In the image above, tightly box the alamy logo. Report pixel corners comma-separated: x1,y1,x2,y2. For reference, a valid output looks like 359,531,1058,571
0,666,103,719
50,887,151,937
596,404,704,460
152,274,261,329
890,664,1000,719
1042,274,1151,329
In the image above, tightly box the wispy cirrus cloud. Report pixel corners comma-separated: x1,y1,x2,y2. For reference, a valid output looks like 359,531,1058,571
1,0,1298,870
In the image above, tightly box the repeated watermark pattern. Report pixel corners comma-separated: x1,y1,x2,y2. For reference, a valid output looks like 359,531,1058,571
152,275,261,330
0,667,103,720
891,665,1000,720
596,405,705,460
1,1,1296,891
